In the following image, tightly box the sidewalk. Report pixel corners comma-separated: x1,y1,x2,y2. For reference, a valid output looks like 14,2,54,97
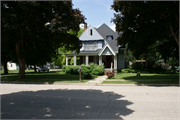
86,75,107,84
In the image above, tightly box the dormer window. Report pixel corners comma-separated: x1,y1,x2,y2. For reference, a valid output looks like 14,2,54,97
90,29,93,36
106,35,113,40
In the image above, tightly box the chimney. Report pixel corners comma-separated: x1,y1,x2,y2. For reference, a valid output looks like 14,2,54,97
84,23,87,31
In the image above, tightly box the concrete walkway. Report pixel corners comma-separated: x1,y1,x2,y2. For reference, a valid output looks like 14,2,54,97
86,75,107,84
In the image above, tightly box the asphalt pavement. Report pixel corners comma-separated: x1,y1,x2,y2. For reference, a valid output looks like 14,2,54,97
1,84,179,119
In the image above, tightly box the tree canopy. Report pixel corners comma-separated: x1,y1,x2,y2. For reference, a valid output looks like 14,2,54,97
1,1,85,78
111,1,179,60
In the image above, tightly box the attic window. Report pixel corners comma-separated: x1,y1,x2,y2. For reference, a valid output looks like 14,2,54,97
106,35,113,40
90,29,92,36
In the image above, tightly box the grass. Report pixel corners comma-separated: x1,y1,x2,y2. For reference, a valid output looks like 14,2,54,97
103,79,179,84
1,71,97,83
102,73,179,84
112,73,179,80
1,69,34,73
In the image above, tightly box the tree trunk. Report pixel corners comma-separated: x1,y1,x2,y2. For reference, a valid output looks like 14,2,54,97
15,42,26,79
34,65,37,72
18,58,26,79
3,62,8,74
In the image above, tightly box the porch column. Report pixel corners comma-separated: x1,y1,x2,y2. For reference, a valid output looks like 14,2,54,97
114,55,117,69
74,55,76,66
86,55,89,66
82,56,85,64
66,56,68,66
99,55,102,65
94,56,97,64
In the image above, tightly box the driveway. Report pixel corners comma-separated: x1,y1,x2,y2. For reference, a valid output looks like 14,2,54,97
1,84,179,119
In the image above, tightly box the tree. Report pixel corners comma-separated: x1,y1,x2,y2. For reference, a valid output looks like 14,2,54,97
111,1,179,59
1,1,85,78
51,28,84,67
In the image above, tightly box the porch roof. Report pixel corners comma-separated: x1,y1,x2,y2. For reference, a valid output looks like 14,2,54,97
65,49,102,56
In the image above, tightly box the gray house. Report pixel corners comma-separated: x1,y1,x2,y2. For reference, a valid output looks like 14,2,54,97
65,23,125,73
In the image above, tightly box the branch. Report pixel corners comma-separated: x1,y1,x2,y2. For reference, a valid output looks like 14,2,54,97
170,24,179,47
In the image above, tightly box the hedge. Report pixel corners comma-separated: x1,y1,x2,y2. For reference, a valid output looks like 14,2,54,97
62,63,104,75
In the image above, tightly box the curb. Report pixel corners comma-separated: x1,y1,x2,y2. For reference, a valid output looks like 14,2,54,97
1,81,179,87
98,83,179,87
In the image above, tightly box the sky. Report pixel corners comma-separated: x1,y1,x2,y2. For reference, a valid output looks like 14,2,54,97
72,0,116,31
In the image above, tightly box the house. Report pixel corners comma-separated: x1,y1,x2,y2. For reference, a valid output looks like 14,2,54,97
7,62,19,70
65,23,125,73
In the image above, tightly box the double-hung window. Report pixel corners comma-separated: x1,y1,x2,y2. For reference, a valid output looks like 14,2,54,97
94,41,97,50
84,42,88,50
89,42,93,50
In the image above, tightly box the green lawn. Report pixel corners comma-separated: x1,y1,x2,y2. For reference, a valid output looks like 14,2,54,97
1,69,34,73
102,73,179,84
112,73,179,80
1,71,97,83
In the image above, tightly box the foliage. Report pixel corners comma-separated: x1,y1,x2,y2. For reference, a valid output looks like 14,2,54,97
52,28,84,67
91,65,104,75
62,65,79,75
124,49,136,62
106,71,114,79
1,1,85,78
62,63,104,75
111,1,179,61
84,73,92,79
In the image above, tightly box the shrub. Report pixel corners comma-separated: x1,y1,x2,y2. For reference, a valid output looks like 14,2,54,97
81,64,91,75
72,65,79,75
121,68,138,73
62,64,104,75
91,65,104,75
106,71,114,79
62,66,66,72
117,68,122,73
84,73,92,79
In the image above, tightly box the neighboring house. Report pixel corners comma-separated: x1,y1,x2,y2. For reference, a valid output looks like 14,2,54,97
7,62,19,70
65,23,125,73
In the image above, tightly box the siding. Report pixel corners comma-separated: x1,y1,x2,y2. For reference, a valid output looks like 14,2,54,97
98,41,102,49
102,47,113,55
117,51,125,69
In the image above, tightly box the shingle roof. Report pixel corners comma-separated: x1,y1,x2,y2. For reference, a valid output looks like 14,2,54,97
65,49,102,55
96,23,120,52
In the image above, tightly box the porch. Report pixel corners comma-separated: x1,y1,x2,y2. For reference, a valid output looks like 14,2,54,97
65,55,117,73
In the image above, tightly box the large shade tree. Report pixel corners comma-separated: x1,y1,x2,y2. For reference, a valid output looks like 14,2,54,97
111,1,179,61
1,1,85,78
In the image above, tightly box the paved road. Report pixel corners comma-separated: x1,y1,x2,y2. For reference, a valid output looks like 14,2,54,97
1,84,179,119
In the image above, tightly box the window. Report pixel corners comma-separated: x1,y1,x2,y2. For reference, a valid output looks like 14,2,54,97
84,42,88,50
89,42,93,50
106,35,113,40
90,29,93,36
94,41,97,50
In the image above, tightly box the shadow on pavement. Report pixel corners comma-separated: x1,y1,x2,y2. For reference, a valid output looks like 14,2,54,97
1,89,134,119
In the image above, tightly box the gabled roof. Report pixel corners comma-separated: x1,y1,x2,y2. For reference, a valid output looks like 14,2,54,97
96,23,120,52
99,43,116,56
79,25,104,41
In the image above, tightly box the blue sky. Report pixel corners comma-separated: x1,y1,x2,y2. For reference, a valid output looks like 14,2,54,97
72,0,116,31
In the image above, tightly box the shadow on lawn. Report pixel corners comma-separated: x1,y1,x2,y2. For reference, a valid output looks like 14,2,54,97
1,89,134,119
1,71,82,80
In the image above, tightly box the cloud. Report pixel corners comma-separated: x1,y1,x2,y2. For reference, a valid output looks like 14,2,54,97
110,25,116,32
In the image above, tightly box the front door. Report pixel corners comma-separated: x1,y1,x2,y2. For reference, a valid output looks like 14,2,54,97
106,56,112,68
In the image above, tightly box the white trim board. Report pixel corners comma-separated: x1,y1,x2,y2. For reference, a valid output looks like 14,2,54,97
99,43,116,56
